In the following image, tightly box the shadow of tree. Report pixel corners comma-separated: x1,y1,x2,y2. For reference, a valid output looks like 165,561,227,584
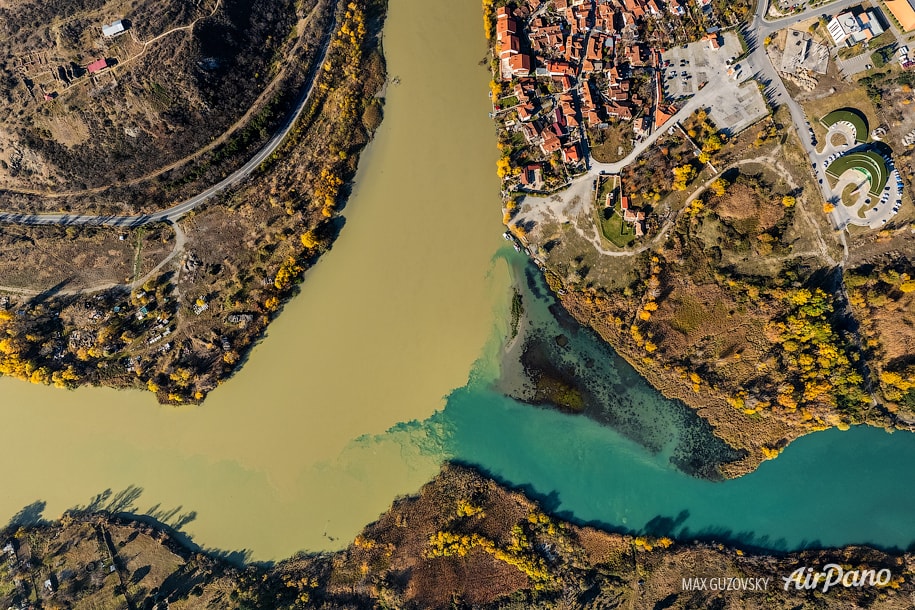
2,486,255,567
6,500,48,528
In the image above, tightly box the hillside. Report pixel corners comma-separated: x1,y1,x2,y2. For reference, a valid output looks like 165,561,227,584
0,0,307,195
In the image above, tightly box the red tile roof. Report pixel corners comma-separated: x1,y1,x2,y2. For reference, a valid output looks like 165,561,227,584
508,54,532,75
87,58,108,74
563,144,582,163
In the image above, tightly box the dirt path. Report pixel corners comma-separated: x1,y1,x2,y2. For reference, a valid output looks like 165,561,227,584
0,222,186,297
136,0,222,48
1,0,324,199
516,152,843,267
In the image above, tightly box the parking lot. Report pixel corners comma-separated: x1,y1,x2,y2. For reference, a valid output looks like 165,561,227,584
660,33,767,135
706,83,769,136
837,51,875,77
660,33,744,99
819,123,905,228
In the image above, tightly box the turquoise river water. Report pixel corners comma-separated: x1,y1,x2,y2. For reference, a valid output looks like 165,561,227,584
361,250,915,554
1,0,915,561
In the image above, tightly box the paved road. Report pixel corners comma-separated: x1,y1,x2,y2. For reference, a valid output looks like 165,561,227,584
587,86,716,174
757,0,862,36
584,0,863,179
0,0,873,232
740,0,868,217
540,0,864,245
0,11,337,229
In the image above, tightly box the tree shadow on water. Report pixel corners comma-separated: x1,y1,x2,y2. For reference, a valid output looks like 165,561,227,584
5,500,48,528
2,486,256,567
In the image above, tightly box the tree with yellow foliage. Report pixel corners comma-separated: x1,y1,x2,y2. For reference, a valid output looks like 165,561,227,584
672,164,697,191
489,79,503,100
710,178,728,196
496,156,512,179
686,198,704,217
300,230,320,249
702,133,723,154
274,257,303,290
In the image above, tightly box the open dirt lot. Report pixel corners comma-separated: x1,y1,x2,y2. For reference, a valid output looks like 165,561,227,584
0,223,175,291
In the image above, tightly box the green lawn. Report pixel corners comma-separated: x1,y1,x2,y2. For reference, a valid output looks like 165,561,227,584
841,182,860,206
826,150,888,196
820,108,869,143
599,205,637,248
596,175,618,205
499,95,519,108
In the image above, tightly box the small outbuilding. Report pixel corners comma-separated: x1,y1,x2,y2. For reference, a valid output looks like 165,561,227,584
102,20,127,37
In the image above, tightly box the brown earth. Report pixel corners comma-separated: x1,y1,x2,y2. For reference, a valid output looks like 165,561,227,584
3,465,915,610
0,0,387,402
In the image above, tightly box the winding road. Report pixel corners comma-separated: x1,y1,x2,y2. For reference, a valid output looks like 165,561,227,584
0,9,337,229
0,0,871,237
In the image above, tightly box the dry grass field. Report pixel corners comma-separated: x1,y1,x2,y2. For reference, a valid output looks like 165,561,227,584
0,223,174,291
0,0,301,193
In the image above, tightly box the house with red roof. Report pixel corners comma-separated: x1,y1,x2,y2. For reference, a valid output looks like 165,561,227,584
499,34,521,57
509,54,532,76
607,102,633,120
497,16,519,37
562,143,582,164
87,58,109,74
541,129,562,154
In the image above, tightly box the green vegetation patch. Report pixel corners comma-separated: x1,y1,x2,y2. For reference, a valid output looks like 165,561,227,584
599,205,637,248
826,150,888,196
841,182,860,207
820,108,869,143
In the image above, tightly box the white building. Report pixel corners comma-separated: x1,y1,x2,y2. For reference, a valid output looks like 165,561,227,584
827,9,884,46
102,20,127,37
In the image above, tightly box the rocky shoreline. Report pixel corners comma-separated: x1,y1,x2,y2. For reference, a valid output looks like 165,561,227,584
2,464,912,609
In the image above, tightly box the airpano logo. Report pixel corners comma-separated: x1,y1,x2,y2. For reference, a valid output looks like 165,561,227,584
782,564,892,593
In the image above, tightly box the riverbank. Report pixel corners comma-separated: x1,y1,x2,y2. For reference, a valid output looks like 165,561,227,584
2,464,910,609
494,256,748,480
0,0,389,404
484,0,908,475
